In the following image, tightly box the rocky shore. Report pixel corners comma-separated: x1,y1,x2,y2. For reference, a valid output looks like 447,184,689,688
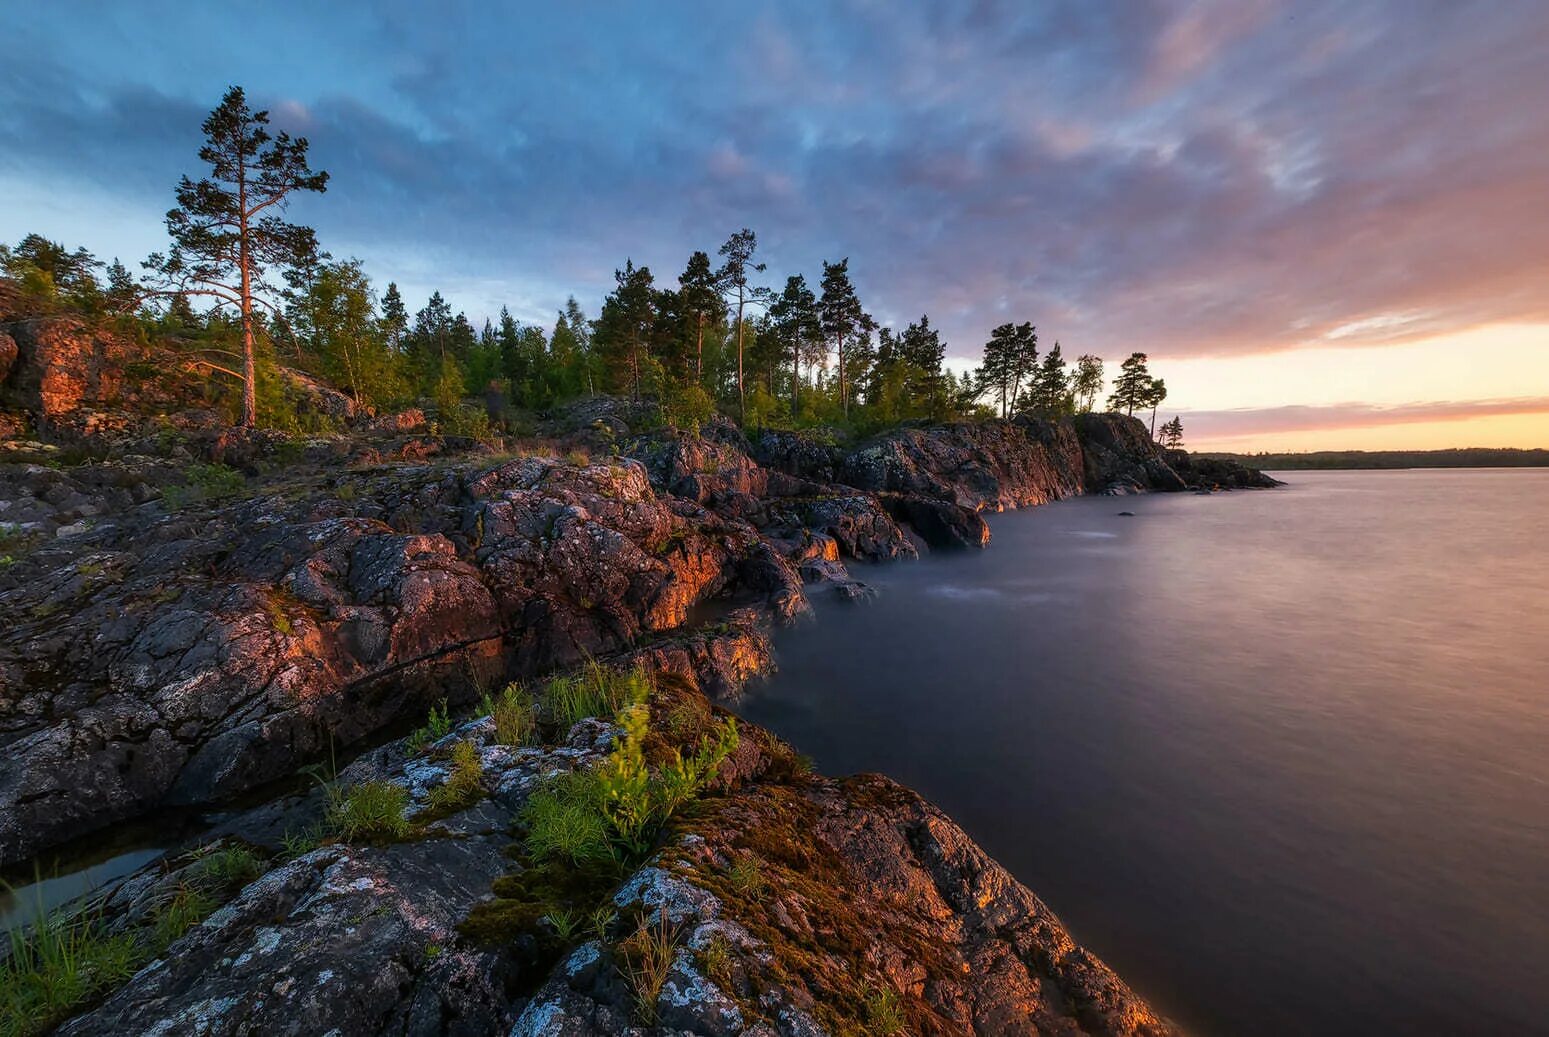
1,314,1274,1035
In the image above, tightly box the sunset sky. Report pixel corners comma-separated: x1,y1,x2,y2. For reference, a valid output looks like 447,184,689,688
2,1,1546,451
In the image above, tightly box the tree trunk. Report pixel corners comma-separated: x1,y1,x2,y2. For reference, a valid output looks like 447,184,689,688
735,293,746,418
837,336,847,417
1150,405,1158,439
238,156,257,429
695,316,704,380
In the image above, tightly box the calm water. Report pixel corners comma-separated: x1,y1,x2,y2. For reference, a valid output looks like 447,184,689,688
740,470,1549,1037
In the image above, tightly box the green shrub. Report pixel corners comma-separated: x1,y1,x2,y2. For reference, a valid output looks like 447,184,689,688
326,780,410,841
479,684,537,746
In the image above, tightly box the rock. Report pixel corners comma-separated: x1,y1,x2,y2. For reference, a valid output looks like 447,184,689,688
0,454,808,866
368,407,428,434
1165,449,1284,490
0,316,132,427
749,428,848,483
882,492,991,549
1072,413,1187,495
838,418,1087,511
57,713,620,1037
0,329,17,384
276,365,360,424
519,773,1180,1036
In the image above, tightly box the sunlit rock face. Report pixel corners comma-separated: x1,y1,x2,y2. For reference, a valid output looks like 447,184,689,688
0,453,806,867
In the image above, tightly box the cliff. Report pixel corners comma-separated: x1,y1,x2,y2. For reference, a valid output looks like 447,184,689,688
0,317,1271,1034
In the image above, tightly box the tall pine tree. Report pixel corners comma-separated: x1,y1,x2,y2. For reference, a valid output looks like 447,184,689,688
146,86,328,426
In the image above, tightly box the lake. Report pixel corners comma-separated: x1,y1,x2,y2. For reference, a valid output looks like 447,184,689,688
738,470,1549,1036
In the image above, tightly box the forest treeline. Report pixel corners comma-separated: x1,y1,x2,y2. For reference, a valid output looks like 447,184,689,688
1207,448,1549,470
0,86,1184,442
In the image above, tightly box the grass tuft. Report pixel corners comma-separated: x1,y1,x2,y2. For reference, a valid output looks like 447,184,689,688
426,740,485,814
542,661,650,728
479,684,537,747
617,912,681,1025
194,844,263,888
326,780,410,841
863,983,906,1035
725,854,769,901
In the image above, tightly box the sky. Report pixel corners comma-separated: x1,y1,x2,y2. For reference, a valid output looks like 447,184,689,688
2,1,1547,452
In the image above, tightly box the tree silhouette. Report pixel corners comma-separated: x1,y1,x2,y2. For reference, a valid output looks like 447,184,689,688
1107,352,1152,416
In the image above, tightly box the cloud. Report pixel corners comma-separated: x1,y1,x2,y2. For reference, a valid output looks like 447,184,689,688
0,1,1546,360
1176,397,1549,438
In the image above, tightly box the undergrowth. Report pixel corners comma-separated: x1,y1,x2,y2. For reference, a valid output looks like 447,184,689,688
479,684,537,746
0,839,268,1036
460,665,738,992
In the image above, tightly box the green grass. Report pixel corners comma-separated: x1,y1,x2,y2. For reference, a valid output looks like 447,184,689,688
426,740,485,815
148,883,216,953
0,865,229,1036
193,844,263,888
523,770,615,866
479,684,537,746
160,463,245,510
863,983,906,1035
325,780,410,841
524,700,739,868
542,661,650,728
698,931,734,990
0,903,140,1037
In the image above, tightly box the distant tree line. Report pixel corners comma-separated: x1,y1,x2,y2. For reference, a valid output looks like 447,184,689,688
1205,448,1549,470
0,85,1189,444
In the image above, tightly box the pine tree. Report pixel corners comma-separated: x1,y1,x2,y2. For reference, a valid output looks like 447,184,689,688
593,260,657,400
678,250,724,381
146,86,328,426
717,229,769,417
818,258,870,417
895,314,945,416
1107,352,1152,416
412,291,453,371
1144,377,1168,438
1159,416,1185,449
1024,341,1070,417
770,275,820,416
380,282,408,351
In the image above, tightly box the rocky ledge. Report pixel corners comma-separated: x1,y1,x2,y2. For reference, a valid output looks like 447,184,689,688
0,315,1275,1034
